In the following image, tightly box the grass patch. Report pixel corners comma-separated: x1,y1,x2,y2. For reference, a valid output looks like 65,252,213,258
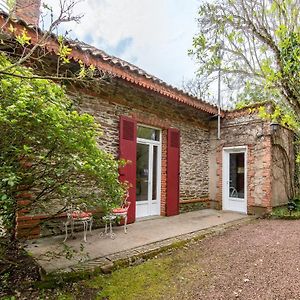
85,256,177,300
5,242,204,299
82,246,205,300
56,293,74,300
271,206,300,219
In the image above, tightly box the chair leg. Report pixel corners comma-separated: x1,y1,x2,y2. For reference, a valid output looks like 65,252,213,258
104,221,108,234
89,218,93,233
71,220,74,237
64,222,68,242
109,219,115,239
83,221,87,242
109,220,113,236
124,215,127,234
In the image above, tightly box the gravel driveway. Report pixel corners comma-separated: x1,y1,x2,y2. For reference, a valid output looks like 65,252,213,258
177,219,300,300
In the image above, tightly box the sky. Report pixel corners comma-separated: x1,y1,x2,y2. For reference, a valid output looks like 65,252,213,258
42,0,201,89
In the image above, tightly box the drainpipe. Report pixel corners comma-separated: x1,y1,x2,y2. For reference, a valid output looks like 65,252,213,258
217,69,221,139
217,43,222,140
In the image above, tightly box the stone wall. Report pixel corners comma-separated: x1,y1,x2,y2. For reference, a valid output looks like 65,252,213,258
70,80,211,211
209,109,274,214
175,120,209,201
271,126,295,206
14,80,212,239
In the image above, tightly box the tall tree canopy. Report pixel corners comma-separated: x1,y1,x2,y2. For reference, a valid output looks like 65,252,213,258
190,0,300,125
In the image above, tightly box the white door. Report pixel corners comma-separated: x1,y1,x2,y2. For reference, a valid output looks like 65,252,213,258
222,147,247,214
136,126,161,218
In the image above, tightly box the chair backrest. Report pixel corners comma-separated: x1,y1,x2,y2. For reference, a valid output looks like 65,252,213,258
66,203,90,219
123,201,131,211
123,190,131,208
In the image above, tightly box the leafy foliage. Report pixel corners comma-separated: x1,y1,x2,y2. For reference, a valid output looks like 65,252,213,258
0,54,126,237
271,205,300,219
190,0,300,120
58,35,73,65
15,29,31,47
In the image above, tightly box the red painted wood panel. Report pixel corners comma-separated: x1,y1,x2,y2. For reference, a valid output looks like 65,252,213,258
166,128,180,216
119,116,137,223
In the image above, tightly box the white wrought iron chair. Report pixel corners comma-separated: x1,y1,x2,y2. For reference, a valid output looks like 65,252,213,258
229,187,239,198
100,192,130,239
64,204,93,242
112,191,130,234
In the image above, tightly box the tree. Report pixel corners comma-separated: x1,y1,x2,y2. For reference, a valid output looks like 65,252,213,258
0,53,126,239
181,76,217,105
189,0,300,126
0,0,107,82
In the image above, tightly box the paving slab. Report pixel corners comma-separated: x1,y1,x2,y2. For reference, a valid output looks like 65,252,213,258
26,209,251,273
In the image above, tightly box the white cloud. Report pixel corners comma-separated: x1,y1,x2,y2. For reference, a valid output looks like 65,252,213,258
42,0,200,88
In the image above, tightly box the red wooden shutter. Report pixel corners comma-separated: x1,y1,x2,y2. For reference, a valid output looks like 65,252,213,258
166,128,180,216
119,116,137,223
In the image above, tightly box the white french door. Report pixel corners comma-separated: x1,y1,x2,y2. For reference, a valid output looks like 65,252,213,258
222,147,247,214
136,126,161,218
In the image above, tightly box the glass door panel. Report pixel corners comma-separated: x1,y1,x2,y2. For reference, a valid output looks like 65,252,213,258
136,126,161,218
136,143,149,202
152,145,158,201
229,152,245,199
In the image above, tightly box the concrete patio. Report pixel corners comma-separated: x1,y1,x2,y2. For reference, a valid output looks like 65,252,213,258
26,209,252,274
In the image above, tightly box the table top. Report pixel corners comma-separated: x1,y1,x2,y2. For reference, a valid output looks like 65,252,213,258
102,215,117,221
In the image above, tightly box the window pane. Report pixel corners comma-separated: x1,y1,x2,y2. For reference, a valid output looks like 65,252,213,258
152,146,158,201
137,126,160,141
229,153,245,199
136,144,149,201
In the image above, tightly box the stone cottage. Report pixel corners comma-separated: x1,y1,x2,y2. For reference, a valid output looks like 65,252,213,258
0,0,296,237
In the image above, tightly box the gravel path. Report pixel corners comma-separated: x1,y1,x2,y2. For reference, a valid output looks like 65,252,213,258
177,219,300,300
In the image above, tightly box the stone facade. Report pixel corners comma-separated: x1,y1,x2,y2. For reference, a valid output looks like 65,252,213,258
71,81,211,214
15,84,297,239
16,97,296,239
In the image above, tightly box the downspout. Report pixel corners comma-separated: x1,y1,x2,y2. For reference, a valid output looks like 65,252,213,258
217,43,223,140
217,66,221,140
